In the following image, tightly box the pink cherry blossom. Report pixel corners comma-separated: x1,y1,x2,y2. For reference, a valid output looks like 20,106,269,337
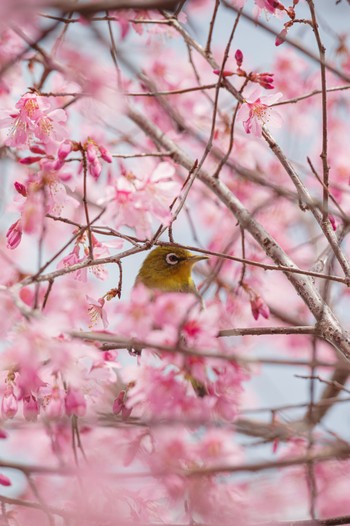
0,3,348,524
57,244,88,282
101,162,180,238
237,88,283,137
86,295,109,329
0,93,68,153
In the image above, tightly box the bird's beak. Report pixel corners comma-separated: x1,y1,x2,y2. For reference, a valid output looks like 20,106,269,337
187,254,209,264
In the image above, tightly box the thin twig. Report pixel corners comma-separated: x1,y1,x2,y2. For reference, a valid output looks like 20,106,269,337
205,0,220,55
307,0,330,221
222,0,350,84
271,85,350,107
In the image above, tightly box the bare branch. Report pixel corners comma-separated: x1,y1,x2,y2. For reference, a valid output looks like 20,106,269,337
49,0,180,14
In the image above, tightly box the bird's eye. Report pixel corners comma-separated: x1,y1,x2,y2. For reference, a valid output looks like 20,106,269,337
166,253,180,265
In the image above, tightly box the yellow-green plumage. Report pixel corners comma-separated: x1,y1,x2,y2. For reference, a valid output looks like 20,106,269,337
136,246,208,293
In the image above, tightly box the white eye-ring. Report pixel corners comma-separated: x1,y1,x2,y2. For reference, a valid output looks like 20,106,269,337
166,253,180,265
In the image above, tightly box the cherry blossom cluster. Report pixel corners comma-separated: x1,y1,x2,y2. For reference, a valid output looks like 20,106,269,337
0,0,349,524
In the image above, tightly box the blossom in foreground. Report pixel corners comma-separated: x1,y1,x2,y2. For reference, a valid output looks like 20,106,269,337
237,88,283,137
87,295,109,329
0,93,68,153
101,162,181,238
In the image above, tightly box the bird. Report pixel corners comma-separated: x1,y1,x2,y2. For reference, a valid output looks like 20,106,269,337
135,245,209,397
135,246,208,293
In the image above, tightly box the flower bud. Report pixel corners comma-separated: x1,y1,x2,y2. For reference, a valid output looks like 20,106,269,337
235,49,243,67
19,156,42,165
6,219,22,250
329,215,337,231
250,295,270,320
213,69,234,77
86,143,97,163
57,140,72,161
99,145,113,163
30,145,46,155
276,27,288,46
14,181,27,197
0,474,11,487
89,158,102,180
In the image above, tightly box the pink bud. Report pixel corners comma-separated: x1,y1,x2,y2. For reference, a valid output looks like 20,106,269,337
0,429,7,440
258,80,274,89
1,388,18,419
14,181,27,197
256,72,274,90
287,6,295,18
30,145,46,155
86,143,97,163
0,474,11,487
213,69,234,77
53,159,64,170
23,395,40,421
89,158,102,179
19,156,42,165
103,350,118,361
329,214,337,231
235,49,243,66
57,140,72,161
259,82,274,90
99,145,113,163
276,27,288,46
250,295,270,320
259,73,274,82
6,219,22,250
65,388,87,417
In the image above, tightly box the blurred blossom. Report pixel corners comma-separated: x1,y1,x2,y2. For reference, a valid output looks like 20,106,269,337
1,385,18,419
65,387,87,417
0,93,68,154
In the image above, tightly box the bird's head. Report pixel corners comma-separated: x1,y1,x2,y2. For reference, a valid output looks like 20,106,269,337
136,246,208,293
